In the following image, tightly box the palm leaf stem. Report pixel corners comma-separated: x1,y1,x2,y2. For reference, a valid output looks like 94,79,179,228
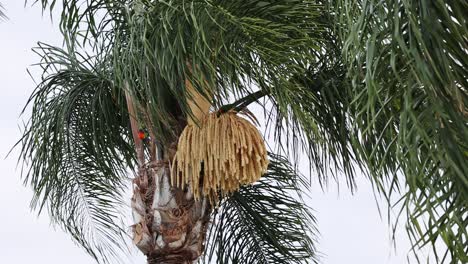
218,90,269,114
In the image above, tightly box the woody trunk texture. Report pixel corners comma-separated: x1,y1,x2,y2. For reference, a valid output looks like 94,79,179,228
126,83,212,263
132,161,211,264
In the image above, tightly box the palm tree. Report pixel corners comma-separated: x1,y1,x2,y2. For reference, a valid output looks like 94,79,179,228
18,1,466,263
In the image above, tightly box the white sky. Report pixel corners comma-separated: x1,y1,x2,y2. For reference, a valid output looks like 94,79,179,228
0,1,431,263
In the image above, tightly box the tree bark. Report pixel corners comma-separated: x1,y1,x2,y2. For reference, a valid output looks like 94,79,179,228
131,160,211,264
125,82,212,263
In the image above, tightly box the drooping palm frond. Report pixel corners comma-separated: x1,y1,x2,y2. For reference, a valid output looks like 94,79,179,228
204,153,318,264
116,0,362,189
112,0,333,144
268,61,358,188
329,1,468,262
18,40,135,263
34,1,336,145
31,0,126,43
32,0,357,182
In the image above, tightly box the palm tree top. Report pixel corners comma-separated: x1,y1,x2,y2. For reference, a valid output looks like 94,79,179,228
17,0,468,263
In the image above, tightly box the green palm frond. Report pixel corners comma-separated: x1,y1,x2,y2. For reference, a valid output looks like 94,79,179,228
268,62,358,188
330,0,468,262
32,0,355,181
34,0,332,144
113,0,331,143
18,41,135,263
31,0,125,41
204,153,318,264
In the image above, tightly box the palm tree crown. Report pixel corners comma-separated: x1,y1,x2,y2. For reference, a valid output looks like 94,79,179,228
18,0,467,263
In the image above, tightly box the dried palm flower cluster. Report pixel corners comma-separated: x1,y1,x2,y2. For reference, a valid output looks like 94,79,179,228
171,111,269,204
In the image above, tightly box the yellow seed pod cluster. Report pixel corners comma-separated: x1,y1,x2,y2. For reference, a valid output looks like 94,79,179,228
171,111,269,204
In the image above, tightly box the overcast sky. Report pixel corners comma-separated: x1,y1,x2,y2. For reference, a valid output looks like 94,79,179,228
0,1,431,263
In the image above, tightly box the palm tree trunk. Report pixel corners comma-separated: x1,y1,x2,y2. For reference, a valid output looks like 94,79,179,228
125,82,212,263
132,161,211,264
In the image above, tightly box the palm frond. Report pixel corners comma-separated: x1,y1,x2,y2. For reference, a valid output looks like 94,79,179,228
35,0,332,145
330,1,468,262
230,6,360,188
0,3,7,20
18,41,135,263
204,153,319,264
113,0,330,142
267,63,358,188
34,0,357,185
31,0,126,44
